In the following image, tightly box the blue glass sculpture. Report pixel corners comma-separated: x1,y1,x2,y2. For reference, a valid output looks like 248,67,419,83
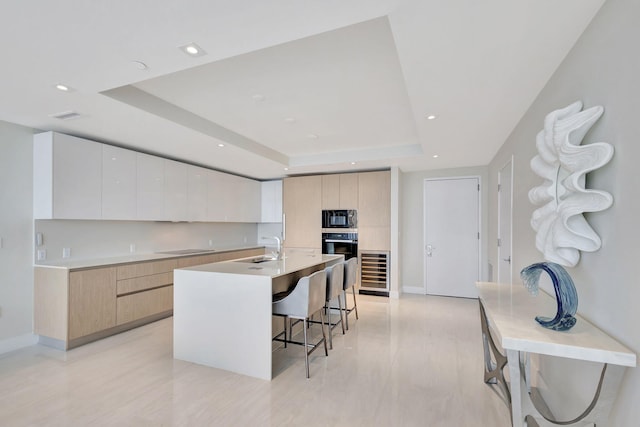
520,262,578,331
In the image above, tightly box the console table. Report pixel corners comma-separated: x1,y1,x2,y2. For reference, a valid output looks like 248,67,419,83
476,282,636,427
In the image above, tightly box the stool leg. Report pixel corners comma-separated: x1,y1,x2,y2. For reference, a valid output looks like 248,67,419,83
283,317,287,348
338,296,345,334
326,302,333,350
342,290,349,330
352,287,359,320
319,310,328,356
303,318,310,379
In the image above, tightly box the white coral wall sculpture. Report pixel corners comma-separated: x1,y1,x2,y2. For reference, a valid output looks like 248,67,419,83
529,101,614,267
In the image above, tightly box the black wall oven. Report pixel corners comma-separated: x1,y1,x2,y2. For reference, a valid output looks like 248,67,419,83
322,232,358,260
322,210,357,229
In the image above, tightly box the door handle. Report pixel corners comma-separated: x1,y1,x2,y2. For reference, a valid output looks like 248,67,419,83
426,244,435,257
503,256,511,264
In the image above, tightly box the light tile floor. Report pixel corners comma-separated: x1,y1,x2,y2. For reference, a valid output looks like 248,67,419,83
0,294,511,426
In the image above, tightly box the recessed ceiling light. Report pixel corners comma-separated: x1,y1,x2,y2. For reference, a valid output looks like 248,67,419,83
306,133,318,140
218,143,225,147
426,114,437,120
433,154,439,158
49,111,81,120
284,167,289,171
55,84,71,92
252,94,265,102
284,117,296,124
351,162,356,165
179,42,206,57
132,61,148,70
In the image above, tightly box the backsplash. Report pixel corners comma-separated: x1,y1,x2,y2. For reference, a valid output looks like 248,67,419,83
34,219,265,263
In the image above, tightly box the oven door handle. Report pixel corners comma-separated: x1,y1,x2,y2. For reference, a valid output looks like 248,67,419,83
324,239,357,243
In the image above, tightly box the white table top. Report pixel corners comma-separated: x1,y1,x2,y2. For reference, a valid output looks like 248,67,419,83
476,282,636,367
178,253,344,279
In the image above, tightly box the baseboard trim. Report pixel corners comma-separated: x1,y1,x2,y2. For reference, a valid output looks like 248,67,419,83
0,333,38,355
402,286,425,295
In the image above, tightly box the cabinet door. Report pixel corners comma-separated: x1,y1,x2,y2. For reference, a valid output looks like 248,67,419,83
68,267,117,340
187,166,209,221
358,171,390,250
136,153,164,220
358,171,390,227
339,173,359,209
207,170,228,221
283,176,322,249
321,174,340,209
261,180,283,223
164,159,188,221
102,145,136,219
52,133,103,219
237,177,261,222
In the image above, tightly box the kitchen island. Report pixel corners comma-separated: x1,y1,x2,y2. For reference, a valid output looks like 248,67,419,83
173,252,343,380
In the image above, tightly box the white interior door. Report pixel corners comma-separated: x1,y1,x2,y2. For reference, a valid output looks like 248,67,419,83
497,159,513,284
424,177,480,298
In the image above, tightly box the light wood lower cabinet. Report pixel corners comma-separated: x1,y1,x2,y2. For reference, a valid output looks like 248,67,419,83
117,286,173,325
69,267,117,340
34,247,265,350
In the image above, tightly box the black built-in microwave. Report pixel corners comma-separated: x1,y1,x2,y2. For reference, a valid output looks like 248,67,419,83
322,210,357,229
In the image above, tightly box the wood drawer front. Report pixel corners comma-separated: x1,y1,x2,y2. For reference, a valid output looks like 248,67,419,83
117,259,177,280
116,285,173,325
117,272,173,296
69,267,117,340
176,253,220,268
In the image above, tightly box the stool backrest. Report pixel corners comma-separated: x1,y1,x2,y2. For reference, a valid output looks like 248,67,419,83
325,262,344,301
307,270,327,316
343,257,358,291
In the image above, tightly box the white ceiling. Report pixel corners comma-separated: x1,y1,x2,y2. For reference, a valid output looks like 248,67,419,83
0,0,605,180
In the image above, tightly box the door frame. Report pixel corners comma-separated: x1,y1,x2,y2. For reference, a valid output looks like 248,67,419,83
422,175,482,295
497,157,514,284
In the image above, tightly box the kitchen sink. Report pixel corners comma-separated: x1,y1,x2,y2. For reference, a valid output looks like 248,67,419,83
156,249,216,255
236,256,278,263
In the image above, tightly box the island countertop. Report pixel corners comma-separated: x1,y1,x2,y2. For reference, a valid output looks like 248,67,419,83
178,253,344,278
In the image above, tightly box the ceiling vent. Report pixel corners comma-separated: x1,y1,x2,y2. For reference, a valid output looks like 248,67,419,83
50,111,81,120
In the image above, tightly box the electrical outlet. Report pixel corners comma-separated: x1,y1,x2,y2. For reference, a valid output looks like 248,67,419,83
37,249,46,261
129,243,136,253
208,239,213,247
62,247,71,258
35,232,43,247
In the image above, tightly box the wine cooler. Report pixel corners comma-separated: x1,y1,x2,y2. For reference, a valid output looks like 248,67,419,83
359,251,390,296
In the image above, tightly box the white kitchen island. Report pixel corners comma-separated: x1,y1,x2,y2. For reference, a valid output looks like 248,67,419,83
173,252,343,380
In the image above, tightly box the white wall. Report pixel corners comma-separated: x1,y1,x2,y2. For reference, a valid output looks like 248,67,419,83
487,0,640,424
400,166,489,293
0,121,35,349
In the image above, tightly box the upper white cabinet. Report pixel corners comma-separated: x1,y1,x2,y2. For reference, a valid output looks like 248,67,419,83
34,132,102,219
136,153,164,221
163,160,188,221
102,145,136,220
187,166,209,222
34,132,261,222
261,180,283,223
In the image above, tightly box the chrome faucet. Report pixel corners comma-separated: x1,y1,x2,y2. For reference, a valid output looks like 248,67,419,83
262,236,283,260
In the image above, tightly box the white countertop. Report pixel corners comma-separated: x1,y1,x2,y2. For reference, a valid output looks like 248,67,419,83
33,246,264,270
476,282,636,367
179,253,344,279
